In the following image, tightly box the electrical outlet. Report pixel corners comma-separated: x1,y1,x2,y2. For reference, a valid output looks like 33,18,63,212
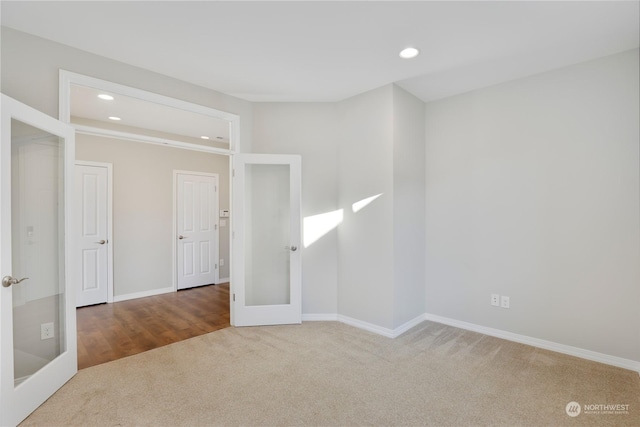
220,258,225,267
501,296,510,309
41,322,54,340
491,294,500,306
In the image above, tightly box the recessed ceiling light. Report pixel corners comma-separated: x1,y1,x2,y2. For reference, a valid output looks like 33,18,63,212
108,116,121,121
200,136,210,140
98,94,114,100
399,47,420,59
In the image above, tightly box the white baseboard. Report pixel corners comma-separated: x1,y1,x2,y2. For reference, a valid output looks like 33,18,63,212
217,277,230,284
391,314,428,338
337,315,396,338
304,313,425,339
423,313,640,374
304,311,640,374
113,286,174,303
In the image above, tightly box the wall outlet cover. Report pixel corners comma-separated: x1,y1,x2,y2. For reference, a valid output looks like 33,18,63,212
501,296,510,309
491,294,500,306
41,322,55,340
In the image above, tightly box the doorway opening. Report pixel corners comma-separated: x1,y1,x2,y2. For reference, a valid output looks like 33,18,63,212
60,71,237,368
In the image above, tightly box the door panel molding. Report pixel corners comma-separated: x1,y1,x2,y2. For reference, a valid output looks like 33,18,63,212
75,161,113,306
173,170,220,291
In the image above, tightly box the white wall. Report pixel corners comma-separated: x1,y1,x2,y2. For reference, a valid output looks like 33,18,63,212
337,85,395,328
335,84,427,329
76,134,229,297
252,103,339,315
392,85,426,327
1,27,253,152
424,49,640,361
253,88,426,329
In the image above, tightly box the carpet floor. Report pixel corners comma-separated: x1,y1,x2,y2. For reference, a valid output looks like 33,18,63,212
21,321,640,426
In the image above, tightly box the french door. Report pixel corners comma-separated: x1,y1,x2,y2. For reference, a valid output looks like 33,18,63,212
231,154,301,326
0,95,77,426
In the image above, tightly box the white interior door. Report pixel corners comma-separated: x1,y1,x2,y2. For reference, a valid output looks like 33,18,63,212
75,163,111,307
176,172,219,290
1,94,77,426
231,154,301,326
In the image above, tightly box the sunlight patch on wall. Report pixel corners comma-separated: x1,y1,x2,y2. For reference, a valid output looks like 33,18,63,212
352,193,383,213
303,209,344,248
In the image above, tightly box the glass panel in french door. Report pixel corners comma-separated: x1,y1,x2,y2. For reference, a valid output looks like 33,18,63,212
10,119,67,386
243,163,291,306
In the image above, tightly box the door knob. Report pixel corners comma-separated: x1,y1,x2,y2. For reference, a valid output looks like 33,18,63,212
2,276,29,288
178,235,187,240
95,240,107,245
290,246,298,252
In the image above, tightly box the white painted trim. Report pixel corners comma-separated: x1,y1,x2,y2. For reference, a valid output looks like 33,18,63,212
61,70,239,308
315,312,640,374
423,313,640,374
172,174,177,293
74,125,231,156
336,315,396,338
334,313,427,339
302,313,339,322
75,161,114,304
391,314,429,338
228,156,234,325
217,277,230,284
112,286,174,303
59,70,240,153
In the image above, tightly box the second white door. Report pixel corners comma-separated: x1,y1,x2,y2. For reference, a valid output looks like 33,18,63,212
176,172,219,290
76,163,111,307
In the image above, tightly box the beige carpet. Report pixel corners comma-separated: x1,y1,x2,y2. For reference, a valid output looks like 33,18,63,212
21,321,640,426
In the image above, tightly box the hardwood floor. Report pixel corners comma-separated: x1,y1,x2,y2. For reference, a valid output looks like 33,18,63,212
77,283,230,370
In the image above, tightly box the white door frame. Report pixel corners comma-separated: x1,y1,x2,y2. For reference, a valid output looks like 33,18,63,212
60,71,237,304
59,70,241,155
75,161,113,304
172,170,220,291
60,73,303,330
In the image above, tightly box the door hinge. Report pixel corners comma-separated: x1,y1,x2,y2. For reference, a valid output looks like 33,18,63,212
215,224,218,230
215,264,218,270
232,169,235,177
233,293,236,302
